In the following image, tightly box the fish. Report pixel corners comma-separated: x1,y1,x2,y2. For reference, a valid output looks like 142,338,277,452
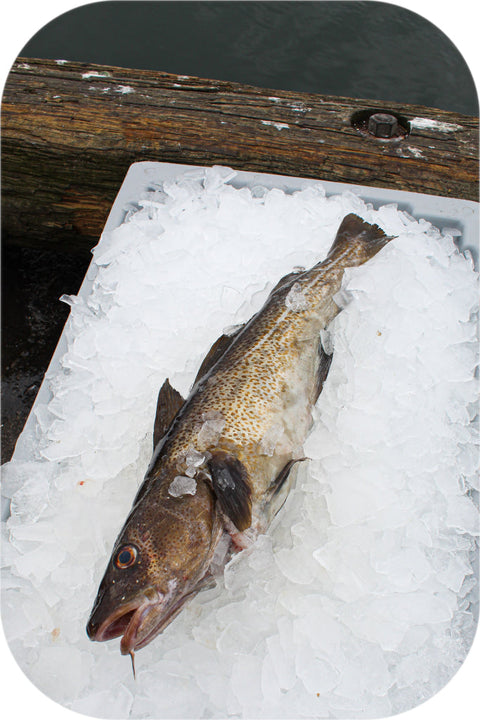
86,213,393,663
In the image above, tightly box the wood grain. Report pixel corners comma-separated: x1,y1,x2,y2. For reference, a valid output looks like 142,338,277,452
2,58,478,250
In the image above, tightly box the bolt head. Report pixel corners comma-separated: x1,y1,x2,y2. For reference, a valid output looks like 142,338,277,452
367,113,399,138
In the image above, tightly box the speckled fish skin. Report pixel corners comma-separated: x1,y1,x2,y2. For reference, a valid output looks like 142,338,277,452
86,213,393,656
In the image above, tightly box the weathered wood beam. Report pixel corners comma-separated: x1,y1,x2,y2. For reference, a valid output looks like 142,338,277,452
2,57,478,250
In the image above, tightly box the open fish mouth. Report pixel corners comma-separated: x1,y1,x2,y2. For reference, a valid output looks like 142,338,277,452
89,595,158,646
88,589,196,654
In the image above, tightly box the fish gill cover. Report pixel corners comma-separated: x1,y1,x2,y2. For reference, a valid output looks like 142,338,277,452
1,166,479,718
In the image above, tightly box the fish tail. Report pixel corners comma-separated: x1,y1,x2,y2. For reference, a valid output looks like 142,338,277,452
325,213,394,265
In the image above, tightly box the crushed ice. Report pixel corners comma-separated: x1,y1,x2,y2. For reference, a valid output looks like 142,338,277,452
197,411,226,448
285,281,309,312
168,476,197,497
1,165,478,718
184,448,206,477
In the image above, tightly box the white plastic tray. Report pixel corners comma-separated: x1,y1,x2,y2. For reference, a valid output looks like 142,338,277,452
11,161,479,462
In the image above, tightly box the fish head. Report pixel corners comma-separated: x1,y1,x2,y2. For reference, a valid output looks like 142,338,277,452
86,476,222,654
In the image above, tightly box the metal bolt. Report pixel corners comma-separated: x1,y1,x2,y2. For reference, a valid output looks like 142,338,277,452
367,113,399,138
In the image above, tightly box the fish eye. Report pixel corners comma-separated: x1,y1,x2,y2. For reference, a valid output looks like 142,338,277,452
114,544,138,569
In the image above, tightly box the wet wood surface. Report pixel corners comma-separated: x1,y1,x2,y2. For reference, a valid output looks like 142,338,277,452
2,57,478,250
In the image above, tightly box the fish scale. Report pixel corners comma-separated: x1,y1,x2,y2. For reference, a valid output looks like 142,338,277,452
87,213,394,660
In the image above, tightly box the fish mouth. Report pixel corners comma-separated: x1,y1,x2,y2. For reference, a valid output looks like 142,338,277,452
88,588,195,654
90,594,158,645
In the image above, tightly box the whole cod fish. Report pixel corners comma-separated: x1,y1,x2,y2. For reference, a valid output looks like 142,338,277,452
87,213,393,665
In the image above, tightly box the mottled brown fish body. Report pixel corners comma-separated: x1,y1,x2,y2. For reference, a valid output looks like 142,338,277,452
86,213,393,656
157,214,392,535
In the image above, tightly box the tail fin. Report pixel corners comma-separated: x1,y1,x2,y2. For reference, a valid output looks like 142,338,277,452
326,213,394,265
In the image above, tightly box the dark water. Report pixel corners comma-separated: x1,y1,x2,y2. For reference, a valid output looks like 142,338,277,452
2,1,478,462
20,1,478,115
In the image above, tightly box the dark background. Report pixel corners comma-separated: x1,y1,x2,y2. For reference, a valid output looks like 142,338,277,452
18,1,478,115
2,1,478,462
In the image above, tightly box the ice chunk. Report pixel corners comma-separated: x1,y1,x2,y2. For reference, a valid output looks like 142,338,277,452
436,556,472,592
334,644,391,699
230,654,263,712
28,645,94,704
264,645,293,700
12,543,67,584
325,467,395,526
372,547,433,590
71,685,134,718
258,422,284,456
274,546,316,585
168,476,197,497
216,620,260,656
2,588,38,641
260,653,283,705
203,164,237,192
285,281,309,312
446,495,479,535
184,448,206,477
208,532,231,576
197,410,226,446
320,325,334,355
4,461,53,524
296,646,340,694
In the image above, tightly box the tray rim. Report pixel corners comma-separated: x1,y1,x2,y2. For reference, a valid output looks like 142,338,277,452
10,160,479,462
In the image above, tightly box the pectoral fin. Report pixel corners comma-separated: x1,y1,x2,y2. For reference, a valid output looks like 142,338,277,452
153,379,185,448
207,450,252,531
270,269,304,296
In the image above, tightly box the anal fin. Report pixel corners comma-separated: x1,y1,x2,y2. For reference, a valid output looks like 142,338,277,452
265,458,306,521
314,346,333,403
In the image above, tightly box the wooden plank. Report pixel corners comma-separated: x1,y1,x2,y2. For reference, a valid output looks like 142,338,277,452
2,57,478,250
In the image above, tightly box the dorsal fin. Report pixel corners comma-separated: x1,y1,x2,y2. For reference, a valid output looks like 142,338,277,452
153,379,185,449
193,326,243,386
270,269,304,295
